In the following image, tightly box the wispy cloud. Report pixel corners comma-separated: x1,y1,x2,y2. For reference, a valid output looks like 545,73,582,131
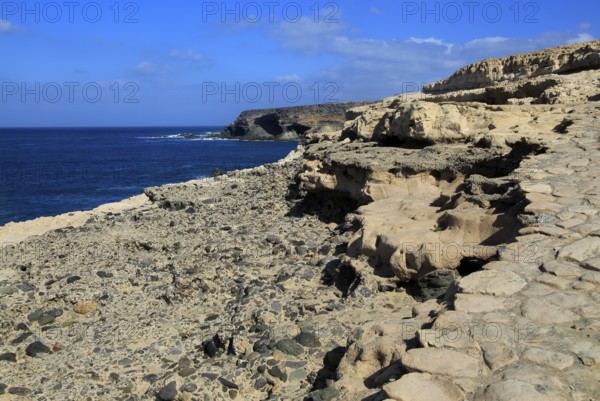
169,49,204,62
273,74,301,82
408,37,454,54
567,33,595,44
272,17,345,54
0,19,24,33
92,37,128,48
270,18,599,101
465,36,509,47
131,62,174,76
369,6,383,15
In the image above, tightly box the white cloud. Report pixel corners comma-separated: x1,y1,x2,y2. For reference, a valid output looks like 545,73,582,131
269,20,599,102
0,19,22,33
465,37,508,47
272,16,345,54
580,22,592,31
408,37,454,54
274,74,301,82
131,62,174,75
369,6,383,15
170,49,204,62
408,37,446,46
566,33,595,44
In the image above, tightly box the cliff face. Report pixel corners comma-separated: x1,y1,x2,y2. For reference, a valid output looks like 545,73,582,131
221,102,373,140
424,40,600,93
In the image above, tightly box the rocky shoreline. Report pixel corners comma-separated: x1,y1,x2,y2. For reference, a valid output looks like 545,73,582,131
218,102,374,141
1,41,600,401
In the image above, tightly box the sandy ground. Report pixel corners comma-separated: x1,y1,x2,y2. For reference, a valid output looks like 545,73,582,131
0,194,151,248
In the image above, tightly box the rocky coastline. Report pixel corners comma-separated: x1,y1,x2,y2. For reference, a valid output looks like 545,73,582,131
1,41,600,401
218,102,374,141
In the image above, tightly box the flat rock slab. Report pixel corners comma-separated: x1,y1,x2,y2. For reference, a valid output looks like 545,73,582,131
522,348,574,370
481,343,518,372
521,298,580,324
569,340,600,366
401,348,482,378
541,260,583,278
457,270,527,296
521,183,553,194
383,373,465,401
454,294,512,313
558,237,600,264
581,271,600,285
545,292,590,308
582,257,600,271
476,379,565,401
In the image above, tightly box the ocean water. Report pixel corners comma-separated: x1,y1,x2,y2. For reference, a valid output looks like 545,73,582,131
0,127,298,226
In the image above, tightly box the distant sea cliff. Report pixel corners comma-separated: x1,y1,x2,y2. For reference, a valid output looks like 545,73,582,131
218,102,374,141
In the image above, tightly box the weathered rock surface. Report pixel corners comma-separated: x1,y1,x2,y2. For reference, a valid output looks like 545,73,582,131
306,41,600,401
1,41,600,401
424,40,600,93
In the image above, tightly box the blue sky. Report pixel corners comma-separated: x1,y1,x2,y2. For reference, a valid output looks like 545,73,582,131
1,0,597,126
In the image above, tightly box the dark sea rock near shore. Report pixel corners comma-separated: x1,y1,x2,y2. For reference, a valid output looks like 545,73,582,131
220,102,374,141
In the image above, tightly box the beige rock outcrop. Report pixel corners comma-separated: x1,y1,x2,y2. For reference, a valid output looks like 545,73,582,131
306,41,600,401
424,40,600,93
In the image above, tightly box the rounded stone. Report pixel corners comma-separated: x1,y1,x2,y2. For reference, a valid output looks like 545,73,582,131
384,372,465,401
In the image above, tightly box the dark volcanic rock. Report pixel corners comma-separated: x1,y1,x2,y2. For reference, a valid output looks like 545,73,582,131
218,377,239,390
310,387,340,401
276,339,304,356
268,365,288,382
203,334,226,358
410,270,457,301
0,352,17,362
25,341,52,357
8,387,32,395
157,381,177,401
295,331,321,348
221,102,373,141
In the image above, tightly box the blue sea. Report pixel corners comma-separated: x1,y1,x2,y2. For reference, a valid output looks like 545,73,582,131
0,127,298,226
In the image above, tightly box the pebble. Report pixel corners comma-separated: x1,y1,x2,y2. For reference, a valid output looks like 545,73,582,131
268,365,288,382
218,377,239,390
25,341,52,357
276,339,304,356
8,387,32,396
73,302,98,315
158,381,177,401
0,352,17,362
295,332,321,348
